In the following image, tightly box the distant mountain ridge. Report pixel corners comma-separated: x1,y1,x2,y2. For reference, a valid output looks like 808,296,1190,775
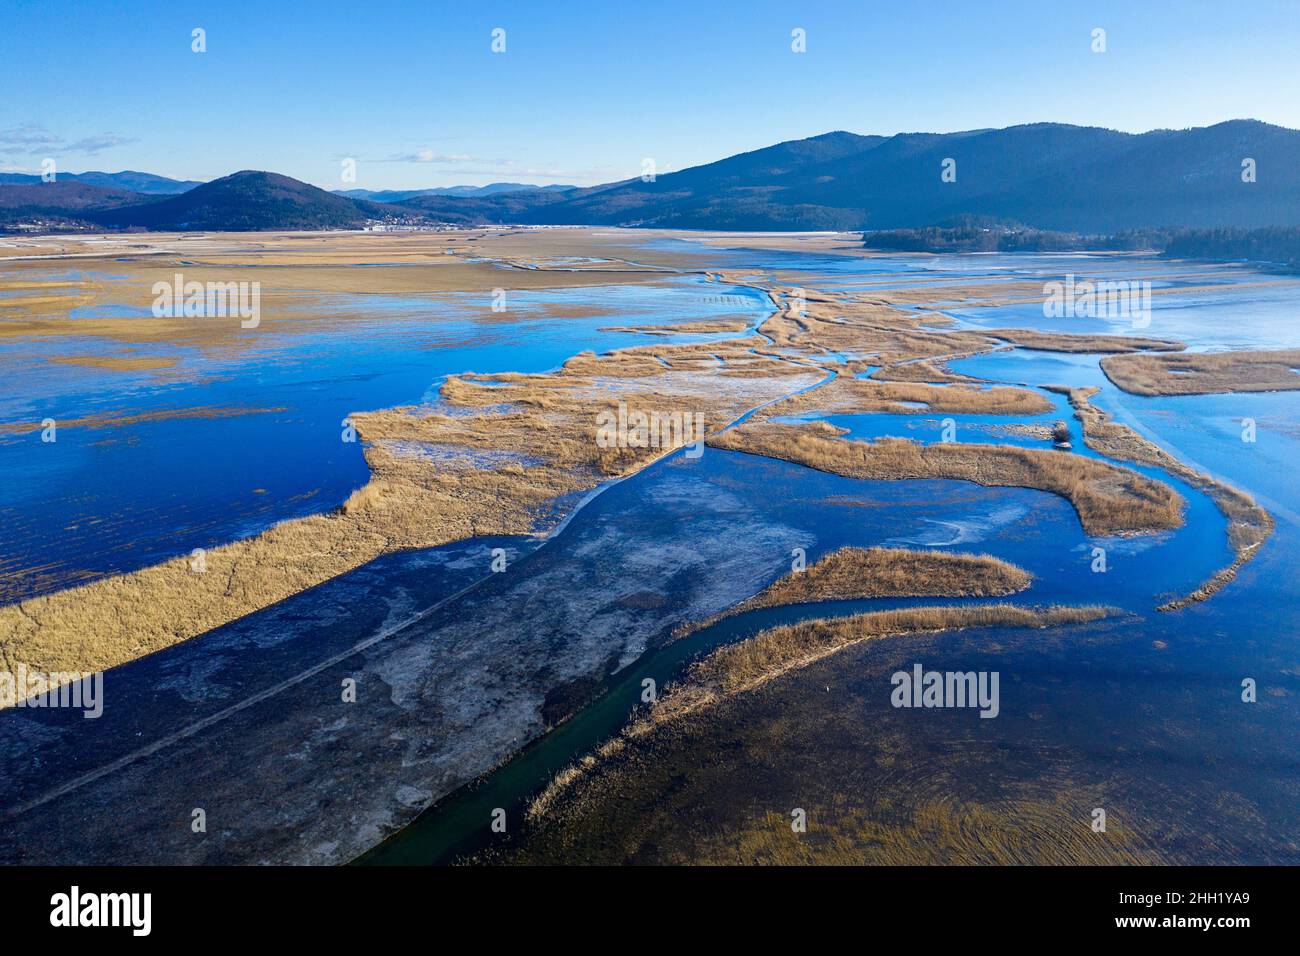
3,121,1299,232
0,181,145,219
448,119,1300,232
91,171,396,230
0,170,200,194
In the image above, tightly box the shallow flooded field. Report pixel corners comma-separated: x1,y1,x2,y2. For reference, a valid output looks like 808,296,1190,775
0,270,768,602
478,359,1300,866
1,231,1296,865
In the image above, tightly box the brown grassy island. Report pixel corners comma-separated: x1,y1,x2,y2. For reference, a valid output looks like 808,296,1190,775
708,419,1185,537
736,546,1032,611
1101,348,1300,396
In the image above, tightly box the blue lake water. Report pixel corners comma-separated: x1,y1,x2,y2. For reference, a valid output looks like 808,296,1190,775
0,275,770,601
2,439,1267,864
644,237,1270,288
2,243,1297,864
364,251,1300,864
941,279,1300,351
773,373,1231,609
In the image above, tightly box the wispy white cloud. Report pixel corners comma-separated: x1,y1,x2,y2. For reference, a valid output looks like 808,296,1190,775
67,132,136,154
0,123,135,155
0,123,62,153
385,149,475,164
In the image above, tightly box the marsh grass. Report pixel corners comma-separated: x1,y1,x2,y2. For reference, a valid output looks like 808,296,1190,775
599,318,751,335
1101,348,1300,396
762,375,1053,417
0,236,1256,703
527,603,1115,823
739,546,1031,611
709,420,1185,536
0,336,821,687
686,604,1113,698
1053,385,1275,610
869,360,980,384
987,329,1185,354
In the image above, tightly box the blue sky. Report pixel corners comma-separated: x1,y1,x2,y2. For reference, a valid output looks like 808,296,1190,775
2,0,1298,189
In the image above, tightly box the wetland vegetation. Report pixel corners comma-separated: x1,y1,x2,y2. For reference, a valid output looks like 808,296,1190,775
2,227,1297,868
